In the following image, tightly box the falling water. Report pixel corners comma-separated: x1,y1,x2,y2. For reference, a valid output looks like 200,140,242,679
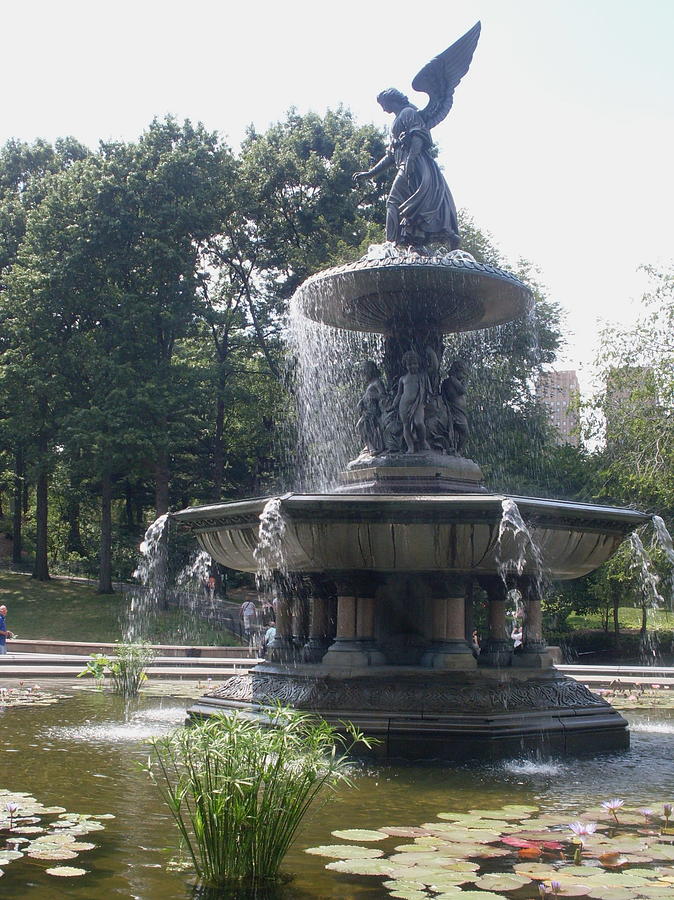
652,515,674,568
286,303,379,491
125,514,170,641
496,499,544,583
175,549,212,596
254,497,288,592
628,531,665,662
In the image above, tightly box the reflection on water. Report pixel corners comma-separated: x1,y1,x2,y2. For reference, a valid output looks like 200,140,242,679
0,691,672,899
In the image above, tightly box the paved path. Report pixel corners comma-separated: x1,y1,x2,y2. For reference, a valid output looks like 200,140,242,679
1,646,672,686
0,641,261,680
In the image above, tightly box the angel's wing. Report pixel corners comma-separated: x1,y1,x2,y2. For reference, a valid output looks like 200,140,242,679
412,21,481,130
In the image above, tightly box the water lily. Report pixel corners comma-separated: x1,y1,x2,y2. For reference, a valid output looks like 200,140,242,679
5,801,19,830
551,881,562,896
538,884,547,899
601,798,625,823
639,807,654,820
664,803,672,821
568,820,597,840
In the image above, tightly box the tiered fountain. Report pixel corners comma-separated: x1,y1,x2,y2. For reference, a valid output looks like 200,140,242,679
173,23,650,758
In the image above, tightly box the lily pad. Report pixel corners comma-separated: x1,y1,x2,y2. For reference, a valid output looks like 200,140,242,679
650,844,674,861
325,858,395,876
586,888,639,900
388,891,427,900
379,827,431,838
66,841,97,851
45,866,88,877
473,873,530,891
305,844,383,859
28,848,79,860
431,892,506,900
514,862,559,879
331,828,388,842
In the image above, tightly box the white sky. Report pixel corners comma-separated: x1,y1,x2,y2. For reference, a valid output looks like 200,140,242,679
2,0,673,392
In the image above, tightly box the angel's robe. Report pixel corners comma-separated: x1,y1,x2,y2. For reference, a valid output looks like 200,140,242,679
386,106,460,248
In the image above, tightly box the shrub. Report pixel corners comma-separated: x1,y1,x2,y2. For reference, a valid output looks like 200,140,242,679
146,708,371,890
77,642,155,696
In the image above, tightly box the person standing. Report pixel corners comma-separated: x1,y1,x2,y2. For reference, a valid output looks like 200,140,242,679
0,605,14,655
239,599,257,638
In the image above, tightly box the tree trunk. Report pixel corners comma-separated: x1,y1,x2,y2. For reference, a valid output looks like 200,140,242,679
640,595,648,639
12,447,23,567
98,473,114,594
611,583,620,647
32,468,50,581
65,497,85,555
155,450,170,517
211,395,225,502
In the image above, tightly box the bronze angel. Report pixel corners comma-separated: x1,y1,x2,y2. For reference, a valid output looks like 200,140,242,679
353,22,481,248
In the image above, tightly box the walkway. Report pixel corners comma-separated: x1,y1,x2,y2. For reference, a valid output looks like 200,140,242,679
1,643,673,686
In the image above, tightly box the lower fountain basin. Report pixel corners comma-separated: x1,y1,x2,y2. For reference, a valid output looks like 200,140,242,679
173,492,650,580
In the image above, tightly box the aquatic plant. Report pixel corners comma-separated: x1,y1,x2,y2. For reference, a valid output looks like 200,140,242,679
146,708,371,890
306,800,674,899
78,643,155,697
108,642,155,697
602,797,625,824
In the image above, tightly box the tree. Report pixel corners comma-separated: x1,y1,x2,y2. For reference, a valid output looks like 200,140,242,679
589,264,674,514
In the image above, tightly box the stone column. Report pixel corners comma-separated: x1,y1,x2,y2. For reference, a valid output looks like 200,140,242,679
321,584,385,668
477,576,512,667
512,575,554,668
421,576,476,669
303,593,333,663
267,595,295,664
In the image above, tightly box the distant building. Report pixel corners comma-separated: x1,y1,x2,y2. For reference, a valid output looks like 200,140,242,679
536,370,581,446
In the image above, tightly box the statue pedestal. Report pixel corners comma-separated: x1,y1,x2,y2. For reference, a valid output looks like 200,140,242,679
421,641,477,669
339,451,485,494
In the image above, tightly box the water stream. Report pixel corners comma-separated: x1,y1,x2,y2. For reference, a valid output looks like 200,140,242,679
125,513,170,641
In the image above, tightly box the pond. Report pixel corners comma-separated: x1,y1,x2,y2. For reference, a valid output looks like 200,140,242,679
0,685,672,898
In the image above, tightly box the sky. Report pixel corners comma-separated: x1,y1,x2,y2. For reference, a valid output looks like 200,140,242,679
2,0,673,392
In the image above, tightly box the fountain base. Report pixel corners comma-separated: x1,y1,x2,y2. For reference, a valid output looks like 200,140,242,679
339,451,486,494
188,665,629,760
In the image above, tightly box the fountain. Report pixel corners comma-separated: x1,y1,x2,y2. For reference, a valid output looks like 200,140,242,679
173,23,651,758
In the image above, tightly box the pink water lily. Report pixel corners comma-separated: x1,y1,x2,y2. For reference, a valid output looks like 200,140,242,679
601,798,625,823
568,820,597,838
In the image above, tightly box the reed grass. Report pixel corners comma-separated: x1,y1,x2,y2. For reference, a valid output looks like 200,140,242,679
109,642,155,697
147,708,371,889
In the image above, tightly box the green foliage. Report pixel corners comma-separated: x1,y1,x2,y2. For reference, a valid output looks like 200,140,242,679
107,642,155,697
77,652,108,689
77,642,154,697
588,264,674,513
146,709,371,888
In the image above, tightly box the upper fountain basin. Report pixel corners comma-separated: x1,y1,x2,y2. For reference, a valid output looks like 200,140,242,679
292,248,533,334
172,493,650,580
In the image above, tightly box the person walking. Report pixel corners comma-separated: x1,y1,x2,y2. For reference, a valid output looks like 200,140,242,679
0,605,14,654
239,599,257,638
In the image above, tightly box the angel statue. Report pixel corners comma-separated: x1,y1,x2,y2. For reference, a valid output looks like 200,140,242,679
353,22,481,248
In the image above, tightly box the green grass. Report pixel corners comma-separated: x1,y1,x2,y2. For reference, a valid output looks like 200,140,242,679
0,572,241,646
567,606,674,632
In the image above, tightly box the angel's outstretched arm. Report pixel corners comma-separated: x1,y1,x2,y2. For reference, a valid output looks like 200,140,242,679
353,151,395,183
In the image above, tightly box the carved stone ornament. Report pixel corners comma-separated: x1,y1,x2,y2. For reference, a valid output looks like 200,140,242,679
206,672,608,714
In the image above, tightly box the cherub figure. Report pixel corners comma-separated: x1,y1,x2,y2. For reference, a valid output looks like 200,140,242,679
353,23,480,247
393,350,432,454
356,360,386,454
441,359,469,455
